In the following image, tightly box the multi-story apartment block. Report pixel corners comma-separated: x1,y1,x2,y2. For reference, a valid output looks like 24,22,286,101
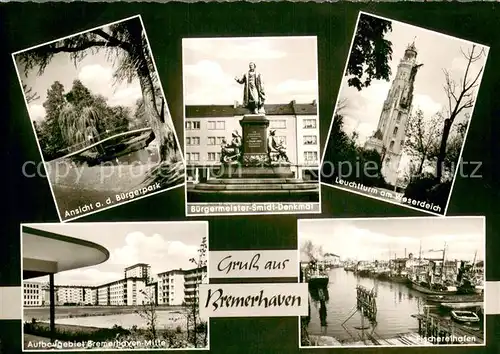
157,266,208,306
145,281,158,305
24,264,206,308
124,263,152,281
55,285,97,305
158,269,185,306
23,281,42,307
96,277,147,306
184,266,208,306
185,100,320,183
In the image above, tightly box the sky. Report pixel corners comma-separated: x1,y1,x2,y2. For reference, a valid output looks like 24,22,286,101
336,14,489,173
298,217,484,263
182,36,319,105
14,23,144,122
24,222,207,286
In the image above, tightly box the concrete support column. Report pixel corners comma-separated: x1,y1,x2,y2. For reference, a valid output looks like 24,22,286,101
49,273,55,342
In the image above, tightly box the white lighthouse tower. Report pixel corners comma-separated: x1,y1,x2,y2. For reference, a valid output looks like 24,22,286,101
364,40,423,186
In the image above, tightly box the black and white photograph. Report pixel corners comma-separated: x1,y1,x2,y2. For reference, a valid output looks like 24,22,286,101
21,221,208,351
321,12,489,216
182,36,321,216
12,15,185,222
298,217,485,347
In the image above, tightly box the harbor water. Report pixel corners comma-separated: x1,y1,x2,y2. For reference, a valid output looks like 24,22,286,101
305,268,481,342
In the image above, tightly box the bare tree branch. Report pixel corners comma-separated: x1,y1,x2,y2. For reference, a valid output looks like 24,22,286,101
435,44,486,181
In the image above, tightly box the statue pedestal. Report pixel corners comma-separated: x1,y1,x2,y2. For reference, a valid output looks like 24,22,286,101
187,112,321,203
240,114,270,166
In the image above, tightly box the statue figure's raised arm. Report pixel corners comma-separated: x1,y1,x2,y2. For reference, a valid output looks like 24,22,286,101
235,74,245,84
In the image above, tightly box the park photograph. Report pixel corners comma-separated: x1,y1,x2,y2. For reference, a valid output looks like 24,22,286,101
321,12,489,216
12,15,185,222
21,221,209,351
182,36,321,216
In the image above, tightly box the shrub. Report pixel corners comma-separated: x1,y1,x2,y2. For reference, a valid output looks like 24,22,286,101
404,173,451,211
23,322,130,342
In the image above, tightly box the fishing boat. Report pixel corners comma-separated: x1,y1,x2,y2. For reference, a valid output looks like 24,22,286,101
305,261,329,289
344,265,355,272
308,271,329,288
389,270,409,283
355,262,372,277
440,302,483,310
427,294,483,303
408,280,457,295
450,310,480,324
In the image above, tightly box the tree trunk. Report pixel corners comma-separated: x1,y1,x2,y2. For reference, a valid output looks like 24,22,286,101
127,22,178,164
418,155,425,175
137,72,178,163
436,119,452,182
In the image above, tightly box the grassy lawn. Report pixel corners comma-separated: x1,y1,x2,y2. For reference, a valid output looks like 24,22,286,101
24,305,184,321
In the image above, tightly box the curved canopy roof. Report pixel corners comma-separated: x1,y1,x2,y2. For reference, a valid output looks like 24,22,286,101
22,226,110,280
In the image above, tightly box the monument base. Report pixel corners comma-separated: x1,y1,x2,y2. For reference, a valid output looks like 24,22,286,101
187,178,319,203
188,162,319,203
219,163,294,179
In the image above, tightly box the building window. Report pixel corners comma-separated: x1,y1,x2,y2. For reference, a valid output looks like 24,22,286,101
208,152,217,161
393,127,398,137
208,137,216,145
208,121,225,130
217,137,225,144
186,137,200,145
186,121,200,130
270,120,286,129
389,141,395,150
303,135,317,145
396,112,402,123
304,151,318,161
303,119,317,129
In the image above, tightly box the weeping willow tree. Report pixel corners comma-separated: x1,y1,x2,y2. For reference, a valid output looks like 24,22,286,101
59,104,105,154
16,16,180,164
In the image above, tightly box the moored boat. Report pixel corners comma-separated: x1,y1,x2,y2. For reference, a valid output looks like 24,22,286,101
408,281,457,295
427,294,483,303
308,273,329,288
357,269,371,277
450,310,480,324
440,302,483,310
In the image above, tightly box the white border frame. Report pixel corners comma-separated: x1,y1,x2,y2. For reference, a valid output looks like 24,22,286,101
297,215,487,348
319,11,490,217
181,35,322,217
20,220,210,352
11,14,186,223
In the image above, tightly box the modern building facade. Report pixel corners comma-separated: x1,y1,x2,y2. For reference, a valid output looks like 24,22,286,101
124,263,152,281
23,281,42,307
364,41,422,186
24,264,207,307
96,277,147,306
184,266,207,306
185,101,320,183
158,269,186,306
53,285,96,305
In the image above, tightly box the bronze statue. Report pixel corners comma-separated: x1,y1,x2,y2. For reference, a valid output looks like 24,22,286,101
235,62,265,114
220,130,242,163
268,129,290,163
